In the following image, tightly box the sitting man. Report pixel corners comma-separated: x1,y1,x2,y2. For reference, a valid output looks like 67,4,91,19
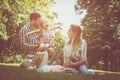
19,12,49,70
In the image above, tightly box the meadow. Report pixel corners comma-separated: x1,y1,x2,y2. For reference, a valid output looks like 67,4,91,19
0,63,120,80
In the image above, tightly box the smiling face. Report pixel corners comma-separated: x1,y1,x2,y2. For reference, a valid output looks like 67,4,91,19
42,21,49,30
67,24,82,39
32,18,41,28
30,12,43,29
67,27,75,39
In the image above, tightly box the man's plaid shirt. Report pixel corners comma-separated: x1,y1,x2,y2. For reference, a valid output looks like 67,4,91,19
19,24,41,55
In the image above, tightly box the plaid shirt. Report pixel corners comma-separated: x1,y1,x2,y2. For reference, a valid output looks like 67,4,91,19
19,24,41,55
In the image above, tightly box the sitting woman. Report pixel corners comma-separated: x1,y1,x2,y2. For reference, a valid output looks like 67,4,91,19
56,24,95,75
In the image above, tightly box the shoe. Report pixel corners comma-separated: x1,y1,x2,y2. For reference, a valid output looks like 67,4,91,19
27,66,34,70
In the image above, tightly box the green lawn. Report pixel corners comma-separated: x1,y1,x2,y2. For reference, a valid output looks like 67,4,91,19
0,63,120,80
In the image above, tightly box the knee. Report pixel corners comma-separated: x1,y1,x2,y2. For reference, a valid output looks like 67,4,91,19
49,48,54,52
42,51,48,57
48,48,54,57
79,65,89,74
34,52,44,59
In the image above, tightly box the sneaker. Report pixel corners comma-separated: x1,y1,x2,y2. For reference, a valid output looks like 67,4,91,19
27,66,34,70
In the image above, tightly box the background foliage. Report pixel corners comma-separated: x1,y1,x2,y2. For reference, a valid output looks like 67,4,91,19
0,0,57,63
0,0,120,72
75,0,120,71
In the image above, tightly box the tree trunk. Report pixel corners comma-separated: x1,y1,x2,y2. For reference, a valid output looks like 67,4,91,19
103,50,109,71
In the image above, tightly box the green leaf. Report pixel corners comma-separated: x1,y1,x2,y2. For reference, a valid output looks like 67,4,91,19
3,0,9,10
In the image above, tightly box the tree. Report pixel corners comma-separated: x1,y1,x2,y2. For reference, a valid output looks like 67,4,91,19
0,0,55,62
75,0,120,71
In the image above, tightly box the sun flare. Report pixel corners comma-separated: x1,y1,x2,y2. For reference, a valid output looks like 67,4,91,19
51,0,87,34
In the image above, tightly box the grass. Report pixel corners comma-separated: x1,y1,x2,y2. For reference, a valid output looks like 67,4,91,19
0,63,120,80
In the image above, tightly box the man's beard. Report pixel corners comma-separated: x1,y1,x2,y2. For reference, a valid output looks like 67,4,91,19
34,24,40,29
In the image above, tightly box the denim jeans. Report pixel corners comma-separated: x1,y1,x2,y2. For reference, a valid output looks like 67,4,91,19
71,64,95,75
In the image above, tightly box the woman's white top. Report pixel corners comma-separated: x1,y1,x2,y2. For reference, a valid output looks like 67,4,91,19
63,39,87,65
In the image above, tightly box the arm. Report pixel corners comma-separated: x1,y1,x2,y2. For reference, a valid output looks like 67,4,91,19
65,60,86,68
19,26,28,46
56,49,63,59
49,25,62,31
26,29,41,35
81,40,87,60
25,44,39,49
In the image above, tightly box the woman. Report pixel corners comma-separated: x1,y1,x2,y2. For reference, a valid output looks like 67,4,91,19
56,24,95,75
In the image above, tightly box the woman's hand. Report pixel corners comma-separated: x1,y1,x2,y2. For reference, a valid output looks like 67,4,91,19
64,62,75,68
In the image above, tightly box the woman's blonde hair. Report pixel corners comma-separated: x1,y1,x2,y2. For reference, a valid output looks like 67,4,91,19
70,24,83,53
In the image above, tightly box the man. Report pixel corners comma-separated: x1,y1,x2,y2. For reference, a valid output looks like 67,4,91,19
19,12,45,69
19,12,43,56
